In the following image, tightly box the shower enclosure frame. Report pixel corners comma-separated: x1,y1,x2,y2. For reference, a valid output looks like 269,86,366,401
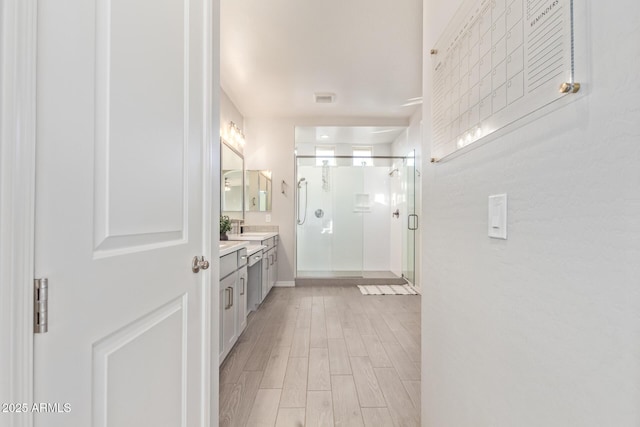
294,154,417,284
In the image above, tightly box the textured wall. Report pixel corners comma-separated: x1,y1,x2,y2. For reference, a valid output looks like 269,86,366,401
421,1,640,426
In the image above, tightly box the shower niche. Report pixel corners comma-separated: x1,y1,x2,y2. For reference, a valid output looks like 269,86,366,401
353,193,371,213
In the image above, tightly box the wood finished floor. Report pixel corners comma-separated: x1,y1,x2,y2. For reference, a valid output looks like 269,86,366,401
219,286,421,427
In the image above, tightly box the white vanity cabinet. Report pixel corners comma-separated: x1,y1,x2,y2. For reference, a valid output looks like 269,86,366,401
219,244,248,365
219,272,237,363
247,248,263,312
265,245,278,293
228,232,279,307
261,252,269,304
237,263,248,333
261,235,279,299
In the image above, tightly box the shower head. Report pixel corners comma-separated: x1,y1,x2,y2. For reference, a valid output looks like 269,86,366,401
389,168,399,176
297,177,306,188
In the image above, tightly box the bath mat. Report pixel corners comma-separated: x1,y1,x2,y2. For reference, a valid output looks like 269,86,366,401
357,284,419,295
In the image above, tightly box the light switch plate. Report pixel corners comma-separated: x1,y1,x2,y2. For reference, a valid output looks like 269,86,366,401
265,214,271,223
488,194,507,239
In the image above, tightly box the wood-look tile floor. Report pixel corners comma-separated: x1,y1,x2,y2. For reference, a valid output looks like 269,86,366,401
219,286,421,427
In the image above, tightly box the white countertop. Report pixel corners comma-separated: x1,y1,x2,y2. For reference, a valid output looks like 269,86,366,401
219,240,249,257
227,232,279,241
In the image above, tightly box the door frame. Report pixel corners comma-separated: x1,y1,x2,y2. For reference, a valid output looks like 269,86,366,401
0,1,37,426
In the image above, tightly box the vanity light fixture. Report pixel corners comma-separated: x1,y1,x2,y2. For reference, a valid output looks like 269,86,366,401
229,121,245,146
223,121,245,152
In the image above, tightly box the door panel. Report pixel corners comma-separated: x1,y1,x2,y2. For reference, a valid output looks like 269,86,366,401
34,0,211,425
94,0,189,254
93,297,186,426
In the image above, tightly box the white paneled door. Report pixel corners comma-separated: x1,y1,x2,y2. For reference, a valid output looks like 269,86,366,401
34,0,212,426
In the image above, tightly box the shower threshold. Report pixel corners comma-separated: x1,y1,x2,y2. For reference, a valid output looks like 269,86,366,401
295,271,407,286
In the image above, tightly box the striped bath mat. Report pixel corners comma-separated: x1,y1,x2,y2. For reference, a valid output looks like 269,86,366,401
357,284,419,295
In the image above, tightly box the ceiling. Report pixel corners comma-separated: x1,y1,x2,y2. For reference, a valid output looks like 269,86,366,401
295,126,407,145
220,0,423,119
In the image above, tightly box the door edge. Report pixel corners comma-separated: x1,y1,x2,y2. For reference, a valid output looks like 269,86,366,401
0,0,37,426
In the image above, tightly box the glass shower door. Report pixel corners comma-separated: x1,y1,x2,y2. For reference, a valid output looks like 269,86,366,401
402,151,417,285
296,159,364,277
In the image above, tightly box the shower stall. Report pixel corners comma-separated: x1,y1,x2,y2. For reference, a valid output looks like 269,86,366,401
295,153,417,285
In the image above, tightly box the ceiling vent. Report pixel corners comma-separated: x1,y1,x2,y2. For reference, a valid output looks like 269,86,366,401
314,93,336,104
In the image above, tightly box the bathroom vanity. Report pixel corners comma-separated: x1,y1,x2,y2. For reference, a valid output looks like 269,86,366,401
218,234,278,365
228,232,279,311
218,240,249,364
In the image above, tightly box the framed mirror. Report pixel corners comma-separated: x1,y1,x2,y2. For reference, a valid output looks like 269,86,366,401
221,140,244,219
245,170,272,212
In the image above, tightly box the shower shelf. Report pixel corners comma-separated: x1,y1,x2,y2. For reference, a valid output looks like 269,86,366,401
353,207,371,213
354,193,371,213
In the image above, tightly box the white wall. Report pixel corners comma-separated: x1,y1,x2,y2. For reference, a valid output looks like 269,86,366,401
422,1,640,426
243,118,297,282
392,110,422,160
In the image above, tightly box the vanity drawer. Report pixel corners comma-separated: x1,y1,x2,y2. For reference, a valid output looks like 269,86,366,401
262,237,275,250
220,253,237,279
248,251,263,267
237,248,248,267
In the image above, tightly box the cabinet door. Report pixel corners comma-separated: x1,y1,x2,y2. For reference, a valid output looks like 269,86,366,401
237,266,248,333
261,252,269,301
272,247,278,288
220,273,237,364
267,249,276,292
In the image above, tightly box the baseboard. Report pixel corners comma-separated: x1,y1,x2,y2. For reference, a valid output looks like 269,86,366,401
295,277,407,287
275,281,295,288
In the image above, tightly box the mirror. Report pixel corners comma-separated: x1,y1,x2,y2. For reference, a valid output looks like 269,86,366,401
221,140,244,219
245,170,272,212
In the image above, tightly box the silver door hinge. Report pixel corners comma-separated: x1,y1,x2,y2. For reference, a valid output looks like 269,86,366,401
34,278,48,334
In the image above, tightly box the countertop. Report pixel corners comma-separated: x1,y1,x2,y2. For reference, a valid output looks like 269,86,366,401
227,232,279,241
219,240,249,257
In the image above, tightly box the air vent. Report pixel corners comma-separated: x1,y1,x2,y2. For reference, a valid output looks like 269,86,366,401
314,93,336,104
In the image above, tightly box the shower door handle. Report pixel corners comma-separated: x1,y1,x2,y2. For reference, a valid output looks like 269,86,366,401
408,214,419,231
296,178,308,225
